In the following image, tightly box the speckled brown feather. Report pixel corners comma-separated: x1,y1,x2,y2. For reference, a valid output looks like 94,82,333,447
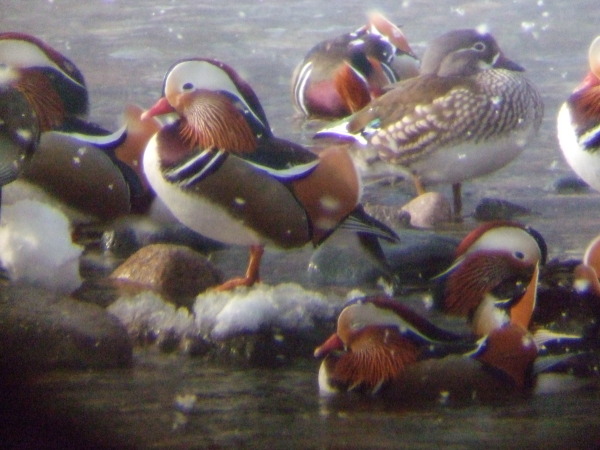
348,69,542,165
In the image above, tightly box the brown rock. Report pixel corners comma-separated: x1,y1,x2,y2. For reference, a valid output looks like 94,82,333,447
110,244,223,308
401,192,452,228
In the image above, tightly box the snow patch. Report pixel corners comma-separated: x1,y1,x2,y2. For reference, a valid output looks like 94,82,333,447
0,199,82,293
194,283,339,340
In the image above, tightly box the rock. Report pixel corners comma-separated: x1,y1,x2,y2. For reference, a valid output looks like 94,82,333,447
474,197,532,221
102,215,224,258
401,192,452,228
307,229,392,286
110,243,223,308
554,176,590,194
0,285,132,372
194,283,340,366
383,230,459,290
107,292,203,352
108,283,341,365
363,203,411,230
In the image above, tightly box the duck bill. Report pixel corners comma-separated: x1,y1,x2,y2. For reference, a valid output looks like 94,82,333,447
509,263,539,329
314,333,344,358
494,53,524,72
141,96,175,120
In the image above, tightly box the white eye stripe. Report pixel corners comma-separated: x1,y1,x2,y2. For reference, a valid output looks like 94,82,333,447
0,40,84,88
466,227,542,264
165,60,269,131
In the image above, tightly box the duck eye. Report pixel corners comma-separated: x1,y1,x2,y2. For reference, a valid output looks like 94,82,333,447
514,251,525,260
473,41,486,52
182,82,194,91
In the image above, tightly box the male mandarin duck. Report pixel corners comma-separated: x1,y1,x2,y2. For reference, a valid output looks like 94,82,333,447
7,105,160,222
291,12,419,119
0,31,88,211
315,295,538,401
316,28,543,216
571,234,600,338
557,36,600,192
573,234,600,295
0,32,89,130
141,58,398,291
0,33,157,221
0,77,39,198
433,221,546,336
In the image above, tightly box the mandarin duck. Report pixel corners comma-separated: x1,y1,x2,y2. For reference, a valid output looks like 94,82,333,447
316,29,543,216
0,33,158,222
0,77,38,203
141,58,398,291
315,295,538,401
557,36,600,192
292,12,419,119
0,32,88,131
433,221,546,336
6,104,160,222
0,32,88,218
571,234,600,339
0,32,88,213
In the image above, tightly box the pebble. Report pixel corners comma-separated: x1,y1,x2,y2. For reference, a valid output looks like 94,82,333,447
102,215,224,258
474,197,532,221
553,176,590,194
401,192,453,228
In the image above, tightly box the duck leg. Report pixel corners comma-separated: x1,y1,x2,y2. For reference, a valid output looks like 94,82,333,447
213,245,264,291
452,183,463,220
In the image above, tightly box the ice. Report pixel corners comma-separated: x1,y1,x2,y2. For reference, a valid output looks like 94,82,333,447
108,292,197,339
0,199,83,293
194,283,339,340
107,283,342,344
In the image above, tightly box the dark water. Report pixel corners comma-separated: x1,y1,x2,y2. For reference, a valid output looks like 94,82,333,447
3,0,600,447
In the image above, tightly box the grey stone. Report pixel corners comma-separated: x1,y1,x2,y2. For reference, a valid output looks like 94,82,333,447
0,285,132,372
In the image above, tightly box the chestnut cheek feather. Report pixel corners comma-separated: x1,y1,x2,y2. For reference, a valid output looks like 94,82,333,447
330,328,418,393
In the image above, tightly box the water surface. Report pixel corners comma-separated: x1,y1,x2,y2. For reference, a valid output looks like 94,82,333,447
2,0,600,447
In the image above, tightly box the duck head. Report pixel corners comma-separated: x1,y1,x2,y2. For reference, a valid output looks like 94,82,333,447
142,58,271,154
435,221,546,335
420,28,524,77
0,32,88,130
315,295,465,394
292,13,418,118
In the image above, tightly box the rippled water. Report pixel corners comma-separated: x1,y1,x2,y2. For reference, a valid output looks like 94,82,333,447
3,0,600,447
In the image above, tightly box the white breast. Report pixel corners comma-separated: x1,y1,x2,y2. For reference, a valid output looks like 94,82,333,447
143,135,263,246
557,103,600,192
